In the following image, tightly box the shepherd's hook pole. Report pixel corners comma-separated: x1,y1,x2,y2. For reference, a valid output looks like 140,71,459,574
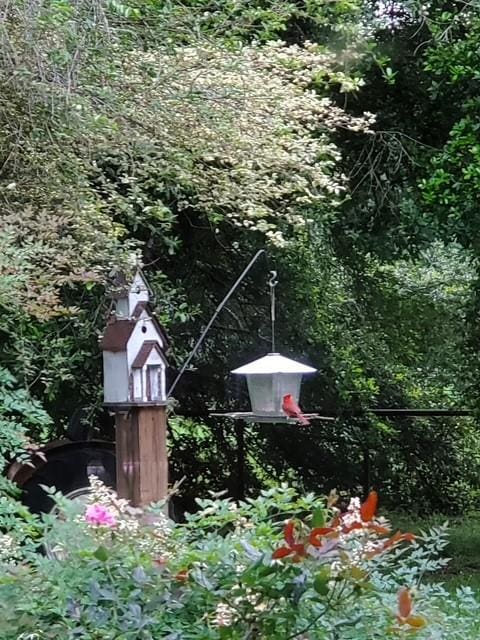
167,249,266,398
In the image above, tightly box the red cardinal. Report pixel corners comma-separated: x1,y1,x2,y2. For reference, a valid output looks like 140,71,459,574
282,394,310,426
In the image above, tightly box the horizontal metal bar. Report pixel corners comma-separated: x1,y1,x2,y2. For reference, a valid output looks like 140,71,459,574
369,409,472,417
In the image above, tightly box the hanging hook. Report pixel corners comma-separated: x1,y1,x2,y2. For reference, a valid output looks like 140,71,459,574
268,270,278,289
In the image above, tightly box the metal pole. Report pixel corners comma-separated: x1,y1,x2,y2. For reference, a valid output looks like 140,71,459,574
167,249,266,398
234,420,246,501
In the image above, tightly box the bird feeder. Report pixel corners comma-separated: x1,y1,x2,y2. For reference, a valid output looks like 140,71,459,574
231,352,316,418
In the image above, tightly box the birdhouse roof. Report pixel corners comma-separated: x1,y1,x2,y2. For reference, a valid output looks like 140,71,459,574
231,353,316,375
101,319,136,352
131,341,166,368
131,301,149,319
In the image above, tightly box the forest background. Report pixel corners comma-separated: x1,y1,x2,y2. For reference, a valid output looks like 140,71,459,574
1,0,480,515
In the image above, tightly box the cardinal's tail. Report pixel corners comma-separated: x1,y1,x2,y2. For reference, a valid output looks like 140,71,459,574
299,414,310,426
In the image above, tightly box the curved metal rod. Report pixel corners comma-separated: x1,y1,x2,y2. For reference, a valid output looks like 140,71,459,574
167,249,266,398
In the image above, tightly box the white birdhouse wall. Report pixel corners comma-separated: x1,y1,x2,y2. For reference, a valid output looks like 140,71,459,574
126,321,164,369
132,369,143,399
103,352,129,404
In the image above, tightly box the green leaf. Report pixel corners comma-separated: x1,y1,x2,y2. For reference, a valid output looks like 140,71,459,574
313,568,330,596
94,545,109,562
311,506,326,528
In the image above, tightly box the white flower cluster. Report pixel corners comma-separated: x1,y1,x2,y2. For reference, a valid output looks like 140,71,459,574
0,533,19,563
112,39,374,247
213,586,269,628
140,511,175,560
333,497,393,565
85,475,175,558
341,496,362,531
231,585,267,613
214,602,236,627
233,515,254,534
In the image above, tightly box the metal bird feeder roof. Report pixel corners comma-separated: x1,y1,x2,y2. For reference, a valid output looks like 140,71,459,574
231,353,316,376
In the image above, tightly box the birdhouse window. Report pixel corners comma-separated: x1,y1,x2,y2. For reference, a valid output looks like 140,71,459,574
132,370,143,400
146,365,163,401
129,373,134,400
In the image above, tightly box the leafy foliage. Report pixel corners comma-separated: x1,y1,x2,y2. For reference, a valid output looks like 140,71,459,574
0,367,51,473
0,480,477,639
0,0,373,420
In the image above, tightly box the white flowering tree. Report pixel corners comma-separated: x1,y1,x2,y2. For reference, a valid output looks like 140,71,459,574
97,40,374,248
0,0,373,321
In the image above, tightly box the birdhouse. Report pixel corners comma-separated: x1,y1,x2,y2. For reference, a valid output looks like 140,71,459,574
231,353,316,417
101,272,169,406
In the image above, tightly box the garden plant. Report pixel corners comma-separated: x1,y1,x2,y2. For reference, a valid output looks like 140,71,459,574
0,479,478,639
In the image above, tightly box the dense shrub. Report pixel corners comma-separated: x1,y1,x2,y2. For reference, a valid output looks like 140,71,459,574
0,481,478,639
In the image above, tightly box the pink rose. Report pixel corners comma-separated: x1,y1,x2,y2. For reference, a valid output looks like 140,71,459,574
85,503,117,528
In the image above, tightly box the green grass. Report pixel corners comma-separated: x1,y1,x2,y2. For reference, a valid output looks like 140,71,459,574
388,511,480,593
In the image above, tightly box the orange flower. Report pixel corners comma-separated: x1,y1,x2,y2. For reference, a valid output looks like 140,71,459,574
272,520,306,561
309,526,338,547
395,588,426,630
385,531,416,550
360,490,378,522
175,569,189,583
398,587,413,619
367,530,416,558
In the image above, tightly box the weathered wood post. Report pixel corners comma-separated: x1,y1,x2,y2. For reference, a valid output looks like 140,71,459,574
114,407,168,507
101,272,169,507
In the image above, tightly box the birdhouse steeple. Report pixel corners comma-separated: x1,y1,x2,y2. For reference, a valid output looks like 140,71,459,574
111,271,152,319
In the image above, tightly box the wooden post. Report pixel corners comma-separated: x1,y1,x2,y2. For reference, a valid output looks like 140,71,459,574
115,406,168,507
